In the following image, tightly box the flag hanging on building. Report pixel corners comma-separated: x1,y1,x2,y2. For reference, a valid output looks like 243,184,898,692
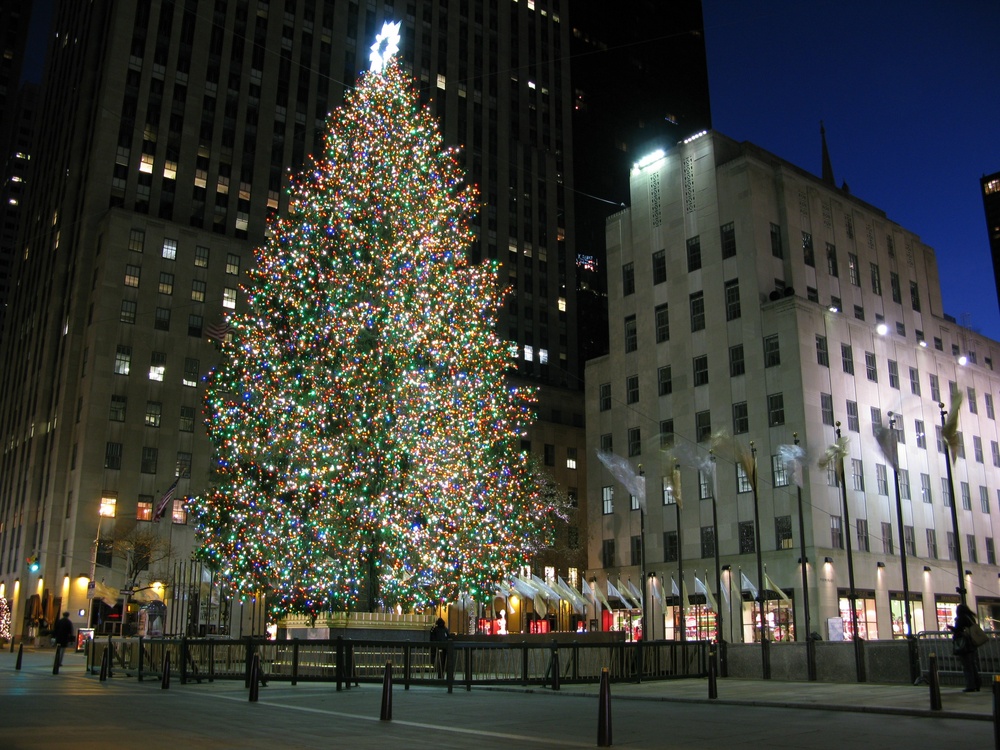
153,477,180,522
764,571,792,602
695,575,717,611
205,318,235,342
740,570,758,600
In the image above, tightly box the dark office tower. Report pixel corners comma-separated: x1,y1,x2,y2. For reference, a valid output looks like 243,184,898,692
0,1,587,632
982,171,1000,315
568,0,712,368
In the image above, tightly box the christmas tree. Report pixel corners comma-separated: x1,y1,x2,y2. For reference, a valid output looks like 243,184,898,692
189,23,556,619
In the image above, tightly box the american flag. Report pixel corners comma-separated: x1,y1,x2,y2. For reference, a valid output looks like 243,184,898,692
205,319,234,342
153,477,180,522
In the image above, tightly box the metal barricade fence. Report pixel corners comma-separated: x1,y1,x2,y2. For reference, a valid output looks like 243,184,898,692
914,630,1000,686
85,636,709,687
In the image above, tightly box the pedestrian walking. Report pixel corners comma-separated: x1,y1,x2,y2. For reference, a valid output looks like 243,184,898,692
53,612,73,665
430,617,449,678
950,604,982,692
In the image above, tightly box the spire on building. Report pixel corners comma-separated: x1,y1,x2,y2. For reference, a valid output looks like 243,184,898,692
820,121,835,187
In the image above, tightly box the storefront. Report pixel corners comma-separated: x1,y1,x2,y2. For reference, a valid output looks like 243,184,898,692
838,590,877,639
888,592,924,637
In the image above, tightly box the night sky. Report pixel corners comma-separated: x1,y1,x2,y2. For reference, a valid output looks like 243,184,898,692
22,1,1000,338
704,0,1000,340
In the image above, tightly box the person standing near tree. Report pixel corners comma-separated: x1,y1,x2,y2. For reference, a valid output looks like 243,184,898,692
430,617,450,678
53,612,73,665
950,604,982,692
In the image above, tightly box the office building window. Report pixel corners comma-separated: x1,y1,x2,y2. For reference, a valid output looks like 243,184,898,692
841,344,854,375
827,243,838,276
846,400,859,432
870,262,881,294
909,367,921,395
729,344,745,377
105,442,123,470
910,281,920,312
602,539,616,567
183,357,200,387
882,522,894,554
856,518,869,552
699,470,713,500
144,401,162,427
566,447,578,470
602,486,614,515
628,428,641,457
140,446,158,474
626,375,639,404
848,253,860,285
736,464,752,493
921,473,932,504
763,334,780,367
968,387,978,414
987,393,995,420
655,303,669,343
120,300,137,324
775,515,793,549
733,402,749,434
888,359,899,389
114,345,132,375
929,374,941,402
865,352,878,382
226,253,240,275
658,366,672,396
188,314,203,337
191,279,206,302
129,228,145,252
981,485,991,514
154,307,170,331
898,469,910,499
180,406,195,432
852,458,864,491
172,498,188,525
624,315,637,352
988,538,997,566
701,527,716,558
652,249,666,284
904,526,916,556
663,532,677,562
687,236,702,271
890,271,901,302
125,264,141,287
195,245,209,267
739,520,756,553
821,393,834,426
223,287,237,309
721,222,736,258
769,223,782,258
149,351,166,381
176,451,192,478
926,529,938,559
876,463,888,495
690,291,705,331
816,335,829,367
695,410,712,442
974,435,984,463
600,434,613,453
630,535,642,564
599,382,611,411
802,231,814,266
768,393,785,426
162,238,177,260
137,497,153,522
693,355,709,387
110,395,127,422
725,279,741,320
961,481,971,510
772,455,789,487
158,272,174,294
830,515,843,549
622,262,635,295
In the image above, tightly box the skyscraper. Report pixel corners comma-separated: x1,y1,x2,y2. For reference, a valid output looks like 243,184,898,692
981,170,1000,315
0,0,597,633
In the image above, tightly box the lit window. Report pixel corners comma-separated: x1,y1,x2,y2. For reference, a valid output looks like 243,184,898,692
158,272,174,294
139,154,154,173
137,497,153,521
162,238,177,260
223,287,237,309
163,161,177,180
191,279,206,302
437,73,447,89
172,498,187,525
99,495,117,518
182,357,199,387
194,245,209,267
523,345,533,361
566,447,577,470
226,253,240,275
149,351,166,381
557,297,566,312
124,265,141,287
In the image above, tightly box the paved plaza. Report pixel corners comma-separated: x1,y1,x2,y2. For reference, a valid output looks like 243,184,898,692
1,646,996,748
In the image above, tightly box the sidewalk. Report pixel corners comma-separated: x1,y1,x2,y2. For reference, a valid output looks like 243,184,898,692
502,673,997,721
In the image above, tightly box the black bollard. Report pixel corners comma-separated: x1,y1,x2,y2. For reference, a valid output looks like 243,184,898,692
53,645,62,675
597,667,613,748
552,647,560,691
928,652,942,711
708,649,718,699
380,661,393,721
249,653,260,702
99,648,109,682
161,651,171,690
15,643,23,670
992,676,1000,750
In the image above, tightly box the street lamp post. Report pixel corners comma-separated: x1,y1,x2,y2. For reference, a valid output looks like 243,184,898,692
638,465,648,642
940,402,967,607
836,422,865,682
709,454,725,675
793,433,816,681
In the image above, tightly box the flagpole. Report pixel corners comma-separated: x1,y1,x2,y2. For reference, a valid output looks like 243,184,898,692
793,433,816,680
886,414,913,636
940,402,967,607
748,442,769,679
836,422,865,683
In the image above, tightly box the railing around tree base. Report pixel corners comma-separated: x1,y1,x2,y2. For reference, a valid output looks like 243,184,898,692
86,636,708,688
